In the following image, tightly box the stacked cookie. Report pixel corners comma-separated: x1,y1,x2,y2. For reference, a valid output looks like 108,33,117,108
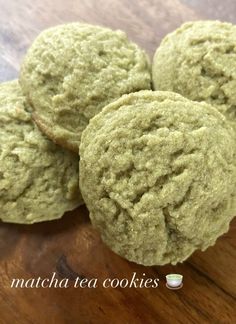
152,21,236,130
20,23,151,152
79,21,236,266
1,21,236,266
0,81,83,223
79,91,236,265
0,23,151,224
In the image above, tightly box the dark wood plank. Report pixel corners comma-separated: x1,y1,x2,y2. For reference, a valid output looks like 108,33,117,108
0,209,236,323
181,0,236,23
0,0,236,323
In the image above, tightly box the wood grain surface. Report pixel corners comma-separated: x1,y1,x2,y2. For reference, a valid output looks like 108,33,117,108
0,1,236,323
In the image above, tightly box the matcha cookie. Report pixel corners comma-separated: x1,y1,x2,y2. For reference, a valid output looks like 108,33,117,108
0,80,83,224
152,21,236,127
79,90,236,266
20,23,151,152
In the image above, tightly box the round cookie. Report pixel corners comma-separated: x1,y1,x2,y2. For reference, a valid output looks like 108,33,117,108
20,23,151,152
152,20,236,127
0,80,83,224
79,90,236,266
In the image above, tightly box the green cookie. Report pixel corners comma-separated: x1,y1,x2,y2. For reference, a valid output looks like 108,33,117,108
20,23,151,152
0,80,83,224
152,20,236,129
79,90,236,266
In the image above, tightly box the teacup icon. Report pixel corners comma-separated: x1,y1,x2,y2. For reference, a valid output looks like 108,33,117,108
166,274,183,289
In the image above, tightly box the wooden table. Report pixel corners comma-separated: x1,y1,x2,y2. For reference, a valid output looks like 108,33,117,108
0,1,236,323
